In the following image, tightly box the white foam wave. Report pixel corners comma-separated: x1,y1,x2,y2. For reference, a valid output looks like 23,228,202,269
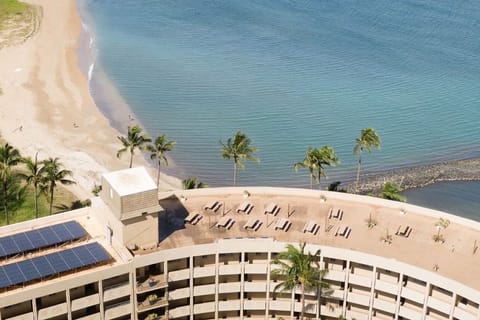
88,62,95,82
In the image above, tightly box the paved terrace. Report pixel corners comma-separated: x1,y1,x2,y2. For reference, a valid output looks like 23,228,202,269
154,187,480,291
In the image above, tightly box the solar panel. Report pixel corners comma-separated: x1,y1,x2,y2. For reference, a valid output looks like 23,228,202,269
0,221,87,259
0,242,110,289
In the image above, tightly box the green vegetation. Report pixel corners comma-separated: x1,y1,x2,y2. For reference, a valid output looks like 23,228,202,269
182,177,207,190
220,131,259,186
381,181,406,202
433,218,450,243
147,134,176,187
117,125,151,168
294,146,340,189
0,0,28,25
354,127,381,189
271,243,329,320
0,141,79,226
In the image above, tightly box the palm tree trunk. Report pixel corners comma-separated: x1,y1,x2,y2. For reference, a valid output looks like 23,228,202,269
3,182,8,225
129,151,134,168
34,186,38,219
156,163,161,187
233,163,237,186
49,186,54,215
356,151,363,189
309,175,313,189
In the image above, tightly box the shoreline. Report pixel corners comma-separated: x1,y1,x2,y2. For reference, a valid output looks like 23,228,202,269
1,0,478,202
347,157,480,195
0,0,181,201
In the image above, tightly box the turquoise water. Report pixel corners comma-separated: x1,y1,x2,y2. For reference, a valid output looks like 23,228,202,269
78,0,480,189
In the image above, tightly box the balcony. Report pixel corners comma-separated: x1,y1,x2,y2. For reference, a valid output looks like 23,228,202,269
218,264,241,275
346,291,370,306
38,303,67,320
104,282,131,301
427,296,452,316
375,279,398,295
167,287,189,300
348,273,372,288
400,287,425,304
243,299,266,310
373,298,396,314
244,264,268,274
168,269,190,282
168,305,191,319
193,284,215,297
193,265,216,278
71,293,100,311
5,313,34,320
218,299,241,311
137,295,169,312
323,269,346,282
219,282,241,293
398,305,423,320
137,274,168,293
244,281,267,292
453,306,477,320
104,301,132,319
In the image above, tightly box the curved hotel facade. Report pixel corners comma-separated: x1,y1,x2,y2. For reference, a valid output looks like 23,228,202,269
0,167,479,320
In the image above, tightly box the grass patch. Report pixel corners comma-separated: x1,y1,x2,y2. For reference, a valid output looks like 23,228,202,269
0,0,28,26
0,184,80,226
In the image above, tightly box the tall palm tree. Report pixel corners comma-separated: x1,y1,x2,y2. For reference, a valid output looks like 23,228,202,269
434,218,450,242
220,131,259,186
117,125,152,168
294,146,339,189
294,147,318,189
42,157,75,215
182,177,208,190
0,143,23,224
21,153,45,218
271,243,329,320
381,181,406,202
354,128,381,188
147,134,176,187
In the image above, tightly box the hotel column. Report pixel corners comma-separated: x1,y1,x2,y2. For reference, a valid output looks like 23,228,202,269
32,298,38,320
394,273,405,320
66,289,72,320
265,251,272,318
99,278,105,320
189,255,194,320
240,251,245,318
215,251,219,320
342,260,350,317
368,266,377,320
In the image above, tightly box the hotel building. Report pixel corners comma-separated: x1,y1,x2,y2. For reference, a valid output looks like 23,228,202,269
0,167,479,320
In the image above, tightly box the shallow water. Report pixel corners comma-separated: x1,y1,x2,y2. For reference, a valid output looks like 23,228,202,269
403,181,480,221
79,0,480,188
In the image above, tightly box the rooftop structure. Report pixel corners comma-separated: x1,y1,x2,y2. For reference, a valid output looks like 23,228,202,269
0,167,479,320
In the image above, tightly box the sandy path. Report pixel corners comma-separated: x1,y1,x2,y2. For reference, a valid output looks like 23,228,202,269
0,0,180,200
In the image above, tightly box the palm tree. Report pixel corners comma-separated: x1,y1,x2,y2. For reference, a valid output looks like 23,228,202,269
0,143,23,224
182,177,208,190
42,157,75,215
117,125,152,168
294,147,318,189
434,218,450,242
271,243,329,320
21,153,45,218
294,146,339,189
381,182,406,202
220,131,259,186
148,134,176,187
354,128,381,189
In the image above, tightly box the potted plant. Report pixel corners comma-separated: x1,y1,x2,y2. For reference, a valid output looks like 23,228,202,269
145,313,158,320
147,293,158,305
147,278,155,287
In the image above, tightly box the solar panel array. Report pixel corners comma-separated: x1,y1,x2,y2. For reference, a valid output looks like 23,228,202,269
0,221,86,259
0,242,110,289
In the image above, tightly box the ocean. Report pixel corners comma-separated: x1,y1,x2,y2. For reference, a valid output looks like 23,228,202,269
76,1,480,216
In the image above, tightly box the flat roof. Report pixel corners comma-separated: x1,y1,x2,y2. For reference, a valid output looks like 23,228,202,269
102,167,157,196
155,187,480,291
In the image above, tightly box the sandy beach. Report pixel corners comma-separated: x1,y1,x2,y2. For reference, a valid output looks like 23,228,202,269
0,0,180,199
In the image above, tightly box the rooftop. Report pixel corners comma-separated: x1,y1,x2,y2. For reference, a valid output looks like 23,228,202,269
154,187,480,291
102,166,157,197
